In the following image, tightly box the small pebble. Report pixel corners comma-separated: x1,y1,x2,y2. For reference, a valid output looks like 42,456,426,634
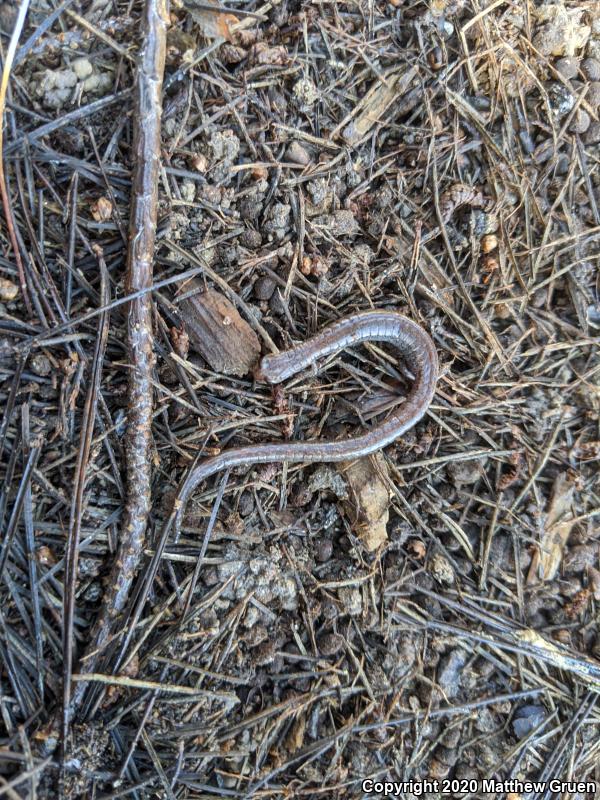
330,209,359,237
317,632,344,656
239,229,262,249
429,552,454,584
286,141,311,165
30,354,52,376
583,120,600,144
437,648,467,698
568,109,591,133
512,705,546,739
548,82,575,116
555,56,579,79
587,81,600,108
337,586,362,616
314,538,333,562
254,276,276,300
0,276,18,301
582,57,600,81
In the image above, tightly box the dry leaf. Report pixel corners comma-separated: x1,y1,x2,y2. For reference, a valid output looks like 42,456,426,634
527,471,576,583
341,452,390,551
532,2,590,57
183,0,238,42
284,715,305,754
91,196,112,222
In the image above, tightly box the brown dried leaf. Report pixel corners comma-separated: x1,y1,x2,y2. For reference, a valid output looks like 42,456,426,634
341,453,390,551
183,0,238,42
284,715,306,754
91,196,112,222
527,471,576,583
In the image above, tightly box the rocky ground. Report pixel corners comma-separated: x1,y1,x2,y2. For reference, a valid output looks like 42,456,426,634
0,0,599,797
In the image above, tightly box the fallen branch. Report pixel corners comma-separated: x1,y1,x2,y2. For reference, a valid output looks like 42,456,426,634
72,0,169,712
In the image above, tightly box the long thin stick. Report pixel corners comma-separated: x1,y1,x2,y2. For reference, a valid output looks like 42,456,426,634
73,0,169,712
61,252,110,769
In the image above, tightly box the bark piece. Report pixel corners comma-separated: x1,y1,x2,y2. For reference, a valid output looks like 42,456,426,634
527,471,576,583
178,284,261,376
341,453,390,551
339,67,417,146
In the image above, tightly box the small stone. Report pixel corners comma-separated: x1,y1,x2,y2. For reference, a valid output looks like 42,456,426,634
429,552,454,584
264,202,291,240
286,141,311,165
512,705,546,738
437,648,467,698
190,152,208,172
314,538,333,562
240,229,262,249
209,129,240,162
330,209,359,237
569,109,591,133
307,175,329,203
30,354,52,376
253,276,276,300
0,276,18,301
338,586,362,616
555,56,579,79
582,57,600,80
293,77,319,109
181,179,196,203
583,121,600,144
317,633,344,656
587,81,600,108
548,82,575,116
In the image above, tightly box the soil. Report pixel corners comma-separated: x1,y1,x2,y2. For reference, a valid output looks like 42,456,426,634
0,0,599,797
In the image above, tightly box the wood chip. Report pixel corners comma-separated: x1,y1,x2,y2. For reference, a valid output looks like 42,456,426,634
177,283,261,376
338,67,417,146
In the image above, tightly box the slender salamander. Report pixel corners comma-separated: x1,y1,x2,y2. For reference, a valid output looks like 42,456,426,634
169,309,439,537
